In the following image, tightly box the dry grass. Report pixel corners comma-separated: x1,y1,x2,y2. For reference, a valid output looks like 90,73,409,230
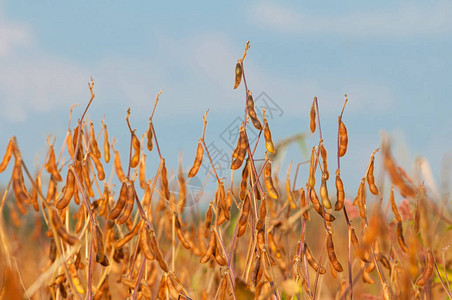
0,42,451,300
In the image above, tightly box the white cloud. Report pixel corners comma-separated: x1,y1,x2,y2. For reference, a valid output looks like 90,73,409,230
0,15,31,57
250,2,452,37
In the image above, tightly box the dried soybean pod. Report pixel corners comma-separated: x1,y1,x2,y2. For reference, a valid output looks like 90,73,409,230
67,129,75,159
0,137,14,173
310,98,316,133
200,230,215,263
326,232,343,272
338,120,348,157
320,174,331,209
89,122,102,159
175,215,191,249
308,147,316,188
12,155,29,214
67,258,85,294
350,227,359,249
82,161,94,198
56,168,75,209
149,230,169,272
140,224,154,261
108,181,127,220
112,145,126,182
114,220,142,249
177,164,186,211
89,152,105,181
231,124,248,170
130,132,140,168
237,194,251,237
234,61,242,89
51,210,78,246
117,182,135,225
319,142,329,179
49,238,57,262
160,159,170,200
256,199,266,230
357,178,366,219
299,188,310,221
239,161,249,201
246,91,263,130
264,155,279,199
367,156,378,195
389,186,402,222
102,121,110,163
305,243,326,274
44,144,62,182
285,163,296,209
188,139,203,178
203,205,213,238
146,120,154,153
396,222,409,253
31,177,39,211
335,170,345,211
139,153,146,190
416,250,433,286
262,109,275,154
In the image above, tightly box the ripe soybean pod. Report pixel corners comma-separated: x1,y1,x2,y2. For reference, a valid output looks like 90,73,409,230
203,204,213,238
338,120,348,157
112,143,126,182
326,232,343,272
389,186,402,222
231,124,248,170
200,230,215,263
264,153,279,199
89,152,105,181
56,167,76,209
320,173,331,209
175,214,191,249
140,224,155,261
416,250,433,286
108,181,128,220
0,137,15,173
285,162,296,209
50,210,78,246
116,181,136,225
188,139,203,178
114,220,142,249
130,132,140,168
310,98,316,133
160,159,170,200
367,155,378,195
299,188,310,221
149,229,169,272
357,178,366,219
44,143,62,182
101,120,110,163
305,242,326,274
234,60,242,89
246,91,263,130
239,160,249,201
89,121,102,159
262,109,275,154
319,142,329,180
146,119,154,152
12,153,29,214
308,147,316,188
334,170,345,211
237,194,251,237
139,153,146,190
396,222,409,253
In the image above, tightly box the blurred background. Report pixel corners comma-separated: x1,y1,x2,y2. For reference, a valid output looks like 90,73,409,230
0,1,451,199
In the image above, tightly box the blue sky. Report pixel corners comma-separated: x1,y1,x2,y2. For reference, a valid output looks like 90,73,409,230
0,1,451,198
